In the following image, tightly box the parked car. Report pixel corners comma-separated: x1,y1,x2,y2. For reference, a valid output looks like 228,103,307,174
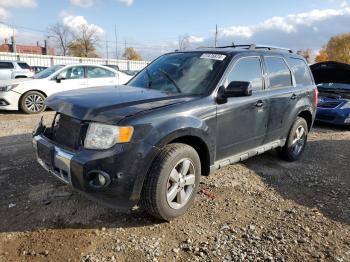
32,45,317,220
0,60,34,80
0,64,133,113
310,61,350,126
31,66,48,74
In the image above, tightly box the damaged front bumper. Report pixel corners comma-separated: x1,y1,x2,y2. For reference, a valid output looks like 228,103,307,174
32,120,160,210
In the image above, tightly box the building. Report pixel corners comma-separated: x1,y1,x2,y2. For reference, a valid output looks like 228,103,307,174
0,38,55,55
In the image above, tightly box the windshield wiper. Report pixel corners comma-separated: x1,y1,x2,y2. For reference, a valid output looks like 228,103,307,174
158,69,182,93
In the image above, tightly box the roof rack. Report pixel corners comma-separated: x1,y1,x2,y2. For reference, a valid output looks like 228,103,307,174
216,43,293,53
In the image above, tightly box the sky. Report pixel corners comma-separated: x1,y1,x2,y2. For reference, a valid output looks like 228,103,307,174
0,0,350,60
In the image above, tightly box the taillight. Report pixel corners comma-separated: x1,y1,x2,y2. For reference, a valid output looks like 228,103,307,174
313,88,318,105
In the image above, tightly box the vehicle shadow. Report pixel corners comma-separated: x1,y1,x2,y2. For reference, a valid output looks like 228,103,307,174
0,133,159,233
243,138,350,225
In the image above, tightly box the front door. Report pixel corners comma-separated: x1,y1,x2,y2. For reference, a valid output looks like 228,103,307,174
216,56,269,161
49,66,88,95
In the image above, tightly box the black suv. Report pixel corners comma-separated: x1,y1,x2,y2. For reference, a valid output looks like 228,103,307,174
33,45,317,220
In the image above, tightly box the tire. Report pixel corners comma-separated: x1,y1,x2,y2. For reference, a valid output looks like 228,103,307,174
20,91,46,114
278,117,308,162
141,143,201,221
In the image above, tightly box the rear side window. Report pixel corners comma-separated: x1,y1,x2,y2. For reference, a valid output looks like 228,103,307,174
227,57,263,91
265,57,292,88
0,62,14,69
87,66,116,78
288,58,312,85
18,62,31,69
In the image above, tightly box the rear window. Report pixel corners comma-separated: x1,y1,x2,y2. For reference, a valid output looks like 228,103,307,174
265,57,293,88
0,62,14,69
18,62,31,70
288,58,312,85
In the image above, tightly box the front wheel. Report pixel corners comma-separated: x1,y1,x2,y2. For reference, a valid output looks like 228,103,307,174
20,91,46,114
141,143,201,221
278,117,308,161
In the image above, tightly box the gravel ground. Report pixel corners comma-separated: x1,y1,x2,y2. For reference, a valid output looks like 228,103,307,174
0,111,349,262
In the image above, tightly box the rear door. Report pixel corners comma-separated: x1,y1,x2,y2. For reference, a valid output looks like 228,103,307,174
86,66,118,87
0,62,14,80
216,55,270,160
263,56,297,142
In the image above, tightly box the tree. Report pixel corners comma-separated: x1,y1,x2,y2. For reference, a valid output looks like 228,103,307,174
297,49,312,63
178,34,190,51
315,48,329,63
324,33,350,64
47,22,73,56
122,47,143,60
68,24,100,57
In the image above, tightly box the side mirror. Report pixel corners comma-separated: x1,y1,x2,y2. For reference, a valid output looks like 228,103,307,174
56,75,65,83
224,81,252,97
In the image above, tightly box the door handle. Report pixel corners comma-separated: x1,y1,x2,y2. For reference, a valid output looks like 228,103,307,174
291,93,297,100
255,100,264,108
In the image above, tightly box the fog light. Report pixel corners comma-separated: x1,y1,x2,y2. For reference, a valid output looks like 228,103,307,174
87,171,111,189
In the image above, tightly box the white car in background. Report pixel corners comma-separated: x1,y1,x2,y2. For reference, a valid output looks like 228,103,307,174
0,64,133,114
0,60,34,80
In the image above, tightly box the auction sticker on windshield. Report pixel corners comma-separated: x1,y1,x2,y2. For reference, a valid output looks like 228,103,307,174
200,53,227,61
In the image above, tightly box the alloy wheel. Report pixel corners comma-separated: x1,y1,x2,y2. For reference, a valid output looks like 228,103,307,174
166,158,196,209
25,94,45,113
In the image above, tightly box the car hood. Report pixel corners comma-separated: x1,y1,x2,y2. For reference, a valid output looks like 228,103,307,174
0,78,36,86
310,61,350,84
46,85,197,124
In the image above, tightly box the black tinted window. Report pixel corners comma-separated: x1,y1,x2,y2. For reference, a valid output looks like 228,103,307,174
18,62,30,69
288,58,312,85
265,57,292,88
228,57,263,91
0,62,14,69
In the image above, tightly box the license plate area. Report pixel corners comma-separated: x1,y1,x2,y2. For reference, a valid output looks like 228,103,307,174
37,140,55,167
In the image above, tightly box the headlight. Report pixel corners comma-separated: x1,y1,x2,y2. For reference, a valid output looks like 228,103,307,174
84,123,134,150
340,102,350,109
0,84,18,92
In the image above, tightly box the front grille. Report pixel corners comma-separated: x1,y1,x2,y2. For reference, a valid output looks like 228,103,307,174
317,101,341,109
51,114,85,150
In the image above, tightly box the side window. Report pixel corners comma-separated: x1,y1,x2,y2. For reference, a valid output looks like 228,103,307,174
227,57,263,91
0,62,14,69
265,57,293,88
18,62,31,70
287,57,312,85
58,66,85,79
87,67,116,78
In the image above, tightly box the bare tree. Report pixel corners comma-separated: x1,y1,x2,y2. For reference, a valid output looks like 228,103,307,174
68,25,100,57
47,22,72,56
178,34,190,51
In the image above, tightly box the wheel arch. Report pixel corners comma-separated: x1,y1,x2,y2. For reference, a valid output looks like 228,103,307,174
297,109,313,131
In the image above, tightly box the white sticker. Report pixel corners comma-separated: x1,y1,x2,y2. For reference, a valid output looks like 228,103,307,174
200,53,226,61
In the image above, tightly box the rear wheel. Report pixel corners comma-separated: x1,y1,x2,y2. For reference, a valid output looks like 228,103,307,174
20,91,46,114
278,117,308,161
141,143,201,221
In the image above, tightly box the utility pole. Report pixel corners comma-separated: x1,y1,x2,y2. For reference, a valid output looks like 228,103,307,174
215,24,218,47
114,24,118,60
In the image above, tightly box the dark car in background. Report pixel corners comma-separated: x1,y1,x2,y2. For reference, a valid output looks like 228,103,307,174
311,61,350,126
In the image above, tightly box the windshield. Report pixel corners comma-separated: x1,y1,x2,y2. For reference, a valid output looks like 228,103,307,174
127,52,227,95
317,82,350,92
32,65,65,79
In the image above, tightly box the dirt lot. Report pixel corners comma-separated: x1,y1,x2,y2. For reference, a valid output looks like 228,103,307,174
0,111,349,262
